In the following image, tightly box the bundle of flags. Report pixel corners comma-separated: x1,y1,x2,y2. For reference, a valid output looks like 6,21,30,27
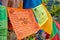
42,0,60,40
0,0,60,40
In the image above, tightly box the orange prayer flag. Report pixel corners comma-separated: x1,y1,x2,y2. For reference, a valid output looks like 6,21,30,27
8,7,40,40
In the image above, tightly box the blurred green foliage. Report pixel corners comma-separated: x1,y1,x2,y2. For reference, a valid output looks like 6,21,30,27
50,4,60,17
42,0,60,17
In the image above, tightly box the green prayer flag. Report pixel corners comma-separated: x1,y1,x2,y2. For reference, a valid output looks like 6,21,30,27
0,6,8,40
0,36,7,40
33,4,48,27
50,22,58,38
